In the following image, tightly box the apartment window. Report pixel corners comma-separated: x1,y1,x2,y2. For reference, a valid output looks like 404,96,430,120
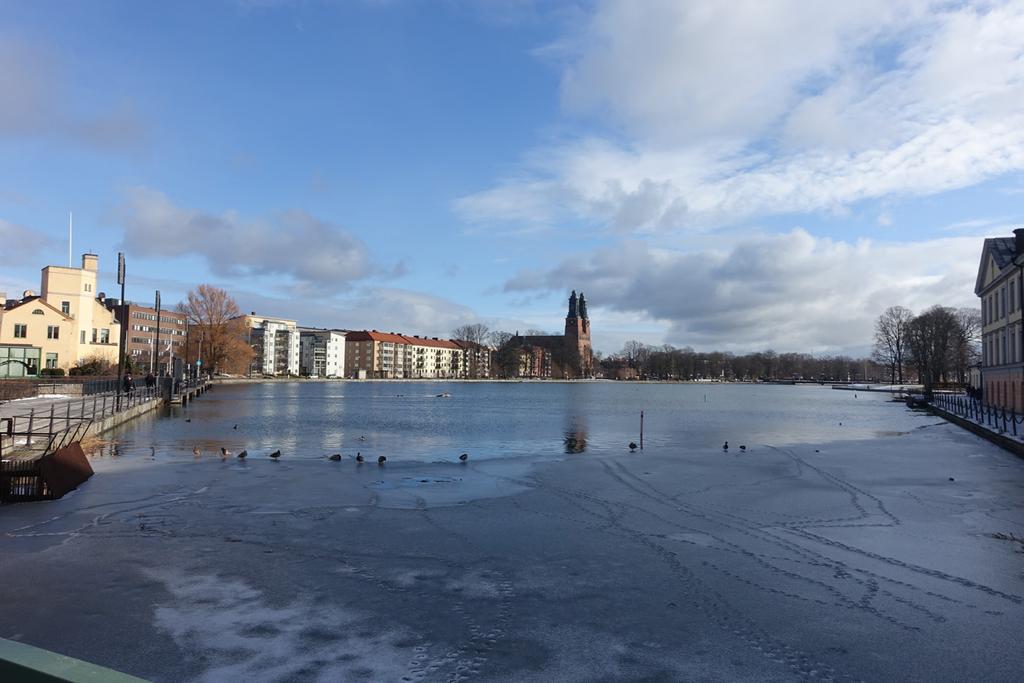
1013,284,1018,312
92,328,98,343
80,330,86,344
45,353,58,369
61,301,70,315
47,325,59,339
13,324,27,338
84,283,92,292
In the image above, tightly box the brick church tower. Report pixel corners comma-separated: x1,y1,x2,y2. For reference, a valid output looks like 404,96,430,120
564,290,594,378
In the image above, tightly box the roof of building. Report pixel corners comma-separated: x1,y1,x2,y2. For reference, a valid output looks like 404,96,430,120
346,330,409,344
2,295,73,320
452,339,490,351
345,330,462,349
986,237,1017,269
406,335,461,350
976,235,1021,294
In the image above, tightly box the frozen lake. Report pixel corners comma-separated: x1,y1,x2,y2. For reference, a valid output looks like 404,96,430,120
1,382,1023,682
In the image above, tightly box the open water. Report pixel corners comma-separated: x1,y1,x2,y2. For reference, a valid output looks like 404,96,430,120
111,381,908,462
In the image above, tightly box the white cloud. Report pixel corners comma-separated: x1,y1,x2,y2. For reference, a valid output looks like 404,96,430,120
0,39,146,150
115,187,376,292
505,230,981,354
456,0,1024,232
0,218,52,260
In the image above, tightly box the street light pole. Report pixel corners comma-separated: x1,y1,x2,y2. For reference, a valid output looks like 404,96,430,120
115,252,126,406
154,290,162,376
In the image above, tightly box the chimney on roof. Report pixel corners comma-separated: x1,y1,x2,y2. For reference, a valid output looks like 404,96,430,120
23,289,35,298
1015,228,1024,256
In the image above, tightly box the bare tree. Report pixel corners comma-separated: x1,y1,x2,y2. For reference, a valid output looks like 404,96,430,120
872,305,914,384
179,285,254,376
907,306,959,395
452,324,491,378
452,323,490,344
952,308,981,386
488,330,518,378
620,340,649,370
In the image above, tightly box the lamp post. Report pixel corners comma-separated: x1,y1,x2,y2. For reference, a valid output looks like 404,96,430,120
154,290,162,376
115,252,126,406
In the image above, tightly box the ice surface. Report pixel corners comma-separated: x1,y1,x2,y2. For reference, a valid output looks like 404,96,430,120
1,387,1023,682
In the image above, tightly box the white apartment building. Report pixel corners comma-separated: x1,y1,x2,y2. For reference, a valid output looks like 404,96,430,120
237,313,300,376
299,328,346,378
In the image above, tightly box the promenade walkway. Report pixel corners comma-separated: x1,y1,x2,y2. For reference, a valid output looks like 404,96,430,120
0,388,160,460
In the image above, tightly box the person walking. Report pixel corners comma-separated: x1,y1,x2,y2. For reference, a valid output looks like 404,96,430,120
123,372,135,396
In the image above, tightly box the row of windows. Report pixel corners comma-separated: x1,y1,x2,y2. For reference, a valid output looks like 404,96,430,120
12,324,61,339
983,280,1019,325
131,324,185,334
130,337,184,346
132,311,185,324
984,327,1019,366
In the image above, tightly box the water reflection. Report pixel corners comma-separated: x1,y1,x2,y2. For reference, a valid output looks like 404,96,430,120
105,382,916,464
563,417,588,453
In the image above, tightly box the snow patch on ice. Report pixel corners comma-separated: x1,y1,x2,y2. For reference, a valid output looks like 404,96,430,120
145,568,422,683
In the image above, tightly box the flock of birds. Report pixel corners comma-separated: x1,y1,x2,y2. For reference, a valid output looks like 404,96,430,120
186,418,747,463
188,421,471,466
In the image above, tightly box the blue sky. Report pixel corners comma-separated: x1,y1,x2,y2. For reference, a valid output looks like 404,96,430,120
2,0,1022,355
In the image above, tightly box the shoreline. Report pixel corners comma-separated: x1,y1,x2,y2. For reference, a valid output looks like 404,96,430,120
211,376,857,386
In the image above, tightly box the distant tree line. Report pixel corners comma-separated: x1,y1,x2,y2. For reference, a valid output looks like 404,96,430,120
598,343,885,382
872,305,980,395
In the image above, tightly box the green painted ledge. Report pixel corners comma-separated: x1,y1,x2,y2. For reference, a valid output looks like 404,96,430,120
0,638,148,683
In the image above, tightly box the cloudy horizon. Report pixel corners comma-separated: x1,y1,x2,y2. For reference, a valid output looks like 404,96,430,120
2,0,1020,356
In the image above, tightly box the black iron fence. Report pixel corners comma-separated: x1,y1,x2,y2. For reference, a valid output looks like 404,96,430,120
0,385,160,461
0,377,124,403
930,392,1024,436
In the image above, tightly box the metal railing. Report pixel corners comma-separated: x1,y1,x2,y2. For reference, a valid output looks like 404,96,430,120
0,385,160,461
930,392,1024,436
0,377,123,404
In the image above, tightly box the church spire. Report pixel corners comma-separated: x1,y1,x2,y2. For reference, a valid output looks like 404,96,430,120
578,292,588,320
568,289,578,318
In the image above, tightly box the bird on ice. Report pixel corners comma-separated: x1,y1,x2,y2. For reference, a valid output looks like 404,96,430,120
192,445,200,456
328,453,342,461
220,447,231,458
723,441,729,451
355,453,364,464
739,445,747,452
628,442,637,452
237,450,248,459
459,453,468,462
377,455,387,466
269,450,281,460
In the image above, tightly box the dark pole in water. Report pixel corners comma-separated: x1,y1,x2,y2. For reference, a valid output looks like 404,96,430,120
640,410,644,450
